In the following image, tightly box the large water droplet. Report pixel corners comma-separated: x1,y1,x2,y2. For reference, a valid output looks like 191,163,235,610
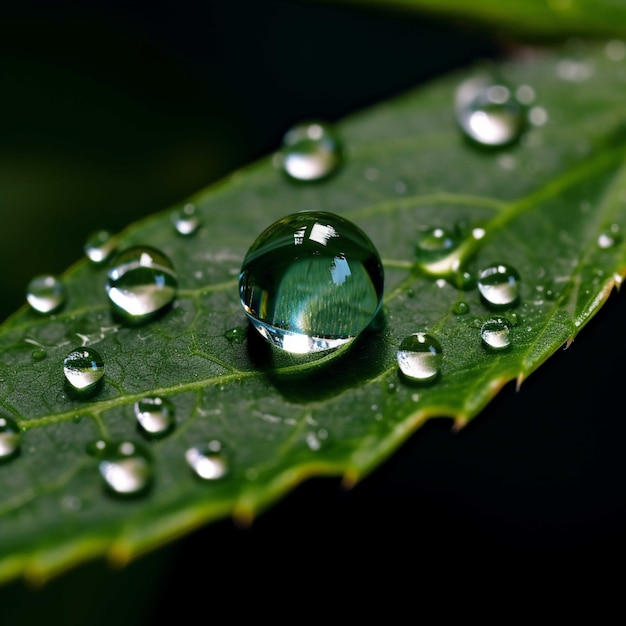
480,317,512,351
134,396,175,438
171,203,201,236
106,246,178,322
396,332,443,382
239,211,384,354
477,263,521,308
278,121,342,181
456,79,526,147
185,441,228,480
93,440,153,496
415,227,458,263
84,230,117,264
63,347,105,393
26,275,66,314
0,415,21,461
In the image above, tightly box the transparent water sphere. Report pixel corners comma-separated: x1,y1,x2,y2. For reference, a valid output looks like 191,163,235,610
106,246,178,321
63,347,105,393
84,230,117,264
134,396,175,438
26,274,66,314
480,317,512,351
171,203,201,236
396,332,443,382
456,78,526,147
278,121,342,181
239,211,384,354
477,263,521,308
92,440,153,496
0,415,21,461
185,441,228,480
415,227,458,263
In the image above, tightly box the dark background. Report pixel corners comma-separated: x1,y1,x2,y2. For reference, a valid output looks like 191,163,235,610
0,0,623,620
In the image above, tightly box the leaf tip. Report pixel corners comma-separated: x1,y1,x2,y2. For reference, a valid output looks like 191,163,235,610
452,416,468,432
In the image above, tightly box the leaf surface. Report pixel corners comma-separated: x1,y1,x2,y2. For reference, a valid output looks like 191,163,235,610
332,0,626,39
1,41,625,585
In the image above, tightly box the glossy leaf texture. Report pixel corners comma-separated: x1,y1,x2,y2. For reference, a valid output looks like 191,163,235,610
333,0,626,40
1,41,625,586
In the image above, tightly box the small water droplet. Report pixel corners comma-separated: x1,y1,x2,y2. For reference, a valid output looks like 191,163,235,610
606,39,626,61
134,396,175,438
515,85,536,105
598,225,621,249
185,441,228,480
557,58,593,82
31,348,47,361
529,106,548,127
63,347,104,393
452,269,477,291
477,263,521,308
0,415,21,461
96,440,153,496
456,79,526,147
224,326,247,344
415,227,458,262
453,301,470,315
171,203,201,236
480,317,512,351
84,230,117,264
278,121,342,181
397,332,443,383
238,211,384,354
106,246,178,322
26,275,66,314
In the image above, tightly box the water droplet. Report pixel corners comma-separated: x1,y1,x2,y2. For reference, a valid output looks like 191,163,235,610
453,301,470,315
278,121,342,181
224,326,247,344
556,58,593,82
26,275,66,314
63,347,105,393
134,397,175,438
452,269,477,291
95,440,153,496
32,348,47,361
480,317,512,351
605,39,626,61
415,227,458,263
0,415,21,461
106,246,178,322
477,263,521,308
185,441,228,480
529,106,548,127
456,79,526,147
396,332,443,383
598,225,621,249
171,203,200,236
239,211,384,354
84,230,117,264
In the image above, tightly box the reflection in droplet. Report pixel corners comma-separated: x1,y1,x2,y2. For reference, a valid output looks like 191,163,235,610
95,440,153,496
84,230,117,264
480,317,512,351
397,332,443,382
278,121,342,181
477,263,521,308
456,79,527,147
134,397,175,438
0,415,21,461
63,347,105,393
171,203,201,236
239,211,384,354
185,441,228,480
26,275,66,314
106,246,178,322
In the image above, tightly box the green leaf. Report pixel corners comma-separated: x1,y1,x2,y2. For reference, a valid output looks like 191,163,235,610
1,40,625,586
328,0,626,40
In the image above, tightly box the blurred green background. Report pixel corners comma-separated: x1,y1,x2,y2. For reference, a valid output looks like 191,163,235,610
1,0,625,620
